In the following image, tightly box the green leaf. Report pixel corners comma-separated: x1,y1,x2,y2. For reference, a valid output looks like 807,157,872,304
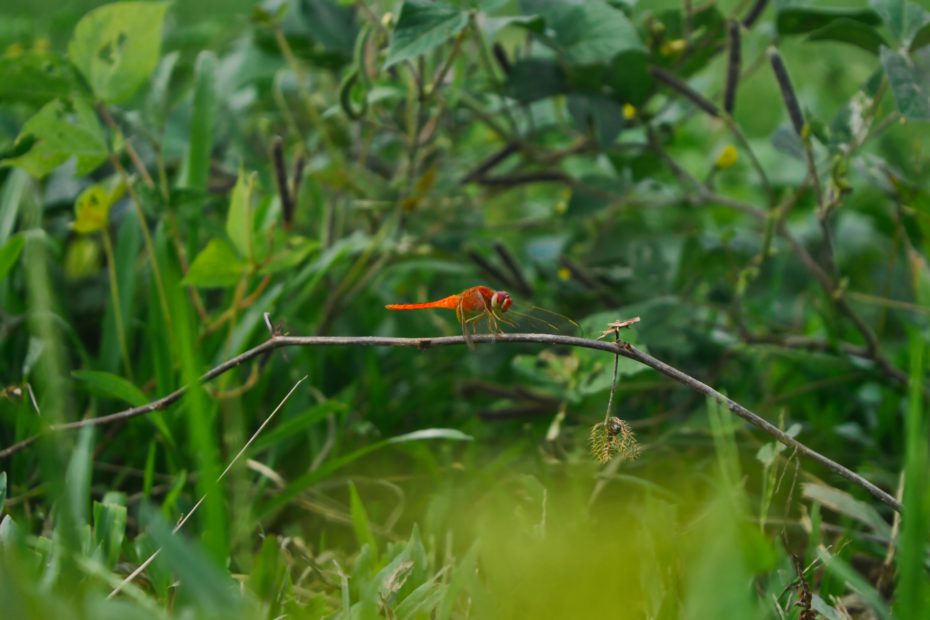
226,169,256,260
185,51,217,192
248,400,347,453
0,234,25,281
607,50,653,106
802,483,891,537
349,481,379,562
182,238,247,288
68,1,171,103
567,95,624,147
817,546,891,619
777,7,881,36
385,0,468,68
93,494,127,569
66,427,95,527
141,505,240,613
0,51,77,106
0,471,6,508
871,0,930,44
260,236,320,275
505,58,567,103
72,369,147,406
807,18,888,54
4,98,107,179
550,1,644,64
881,47,930,120
300,0,358,56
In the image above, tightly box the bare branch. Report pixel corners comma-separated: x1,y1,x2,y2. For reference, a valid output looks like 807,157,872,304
0,333,900,512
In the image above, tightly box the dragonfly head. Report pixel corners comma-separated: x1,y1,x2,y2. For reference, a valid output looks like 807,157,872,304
491,291,512,313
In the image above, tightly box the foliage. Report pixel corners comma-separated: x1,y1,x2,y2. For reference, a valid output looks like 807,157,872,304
1,0,929,618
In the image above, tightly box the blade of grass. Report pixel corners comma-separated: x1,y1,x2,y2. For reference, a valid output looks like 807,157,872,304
895,335,930,616
108,376,307,598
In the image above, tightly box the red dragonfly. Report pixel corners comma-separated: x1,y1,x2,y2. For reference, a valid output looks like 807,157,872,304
385,285,577,349
385,285,515,348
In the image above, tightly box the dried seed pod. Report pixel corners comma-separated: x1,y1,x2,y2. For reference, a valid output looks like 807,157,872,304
724,20,741,115
742,0,769,28
768,47,805,136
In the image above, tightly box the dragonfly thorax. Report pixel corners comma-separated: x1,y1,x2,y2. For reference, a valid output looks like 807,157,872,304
491,291,512,312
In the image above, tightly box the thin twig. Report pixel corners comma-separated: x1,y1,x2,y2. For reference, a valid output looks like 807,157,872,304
107,376,307,599
0,333,900,512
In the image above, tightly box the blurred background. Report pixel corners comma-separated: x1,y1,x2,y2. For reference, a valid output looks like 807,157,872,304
0,0,928,617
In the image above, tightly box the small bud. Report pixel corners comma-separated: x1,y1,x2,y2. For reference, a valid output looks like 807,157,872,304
715,145,739,169
661,38,687,57
622,103,637,120
558,267,572,281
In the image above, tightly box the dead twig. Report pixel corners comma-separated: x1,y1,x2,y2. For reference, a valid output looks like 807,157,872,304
0,332,900,512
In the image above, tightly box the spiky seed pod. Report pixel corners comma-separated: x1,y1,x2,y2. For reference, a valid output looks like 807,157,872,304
590,417,640,465
768,47,805,136
649,66,720,118
724,20,741,115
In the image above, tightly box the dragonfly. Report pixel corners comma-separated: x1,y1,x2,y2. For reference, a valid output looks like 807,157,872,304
385,285,574,349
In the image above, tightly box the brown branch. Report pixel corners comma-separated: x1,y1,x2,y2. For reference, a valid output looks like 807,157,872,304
0,333,900,512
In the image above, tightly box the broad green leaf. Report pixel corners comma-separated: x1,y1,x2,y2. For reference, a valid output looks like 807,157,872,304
73,180,126,234
871,0,930,44
226,169,256,260
608,50,653,106
0,234,25,281
521,0,644,63
385,0,468,68
0,51,76,106
881,47,930,120
777,7,881,35
72,369,147,407
807,18,888,54
552,1,643,64
68,1,170,103
505,58,567,103
567,95,624,148
4,98,107,178
182,238,247,288
300,0,358,55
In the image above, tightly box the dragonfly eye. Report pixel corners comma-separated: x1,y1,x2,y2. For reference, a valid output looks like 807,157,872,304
492,291,512,312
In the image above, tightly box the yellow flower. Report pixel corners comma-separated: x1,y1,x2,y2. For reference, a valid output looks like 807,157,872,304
558,267,571,281
661,39,686,57
715,144,738,169
622,103,636,120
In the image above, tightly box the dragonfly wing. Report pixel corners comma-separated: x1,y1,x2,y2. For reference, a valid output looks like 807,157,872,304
458,301,476,351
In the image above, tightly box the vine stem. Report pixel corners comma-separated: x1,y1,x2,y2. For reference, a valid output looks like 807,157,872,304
0,332,901,512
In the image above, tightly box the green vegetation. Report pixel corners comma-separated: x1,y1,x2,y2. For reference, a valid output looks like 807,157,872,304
1,0,929,617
